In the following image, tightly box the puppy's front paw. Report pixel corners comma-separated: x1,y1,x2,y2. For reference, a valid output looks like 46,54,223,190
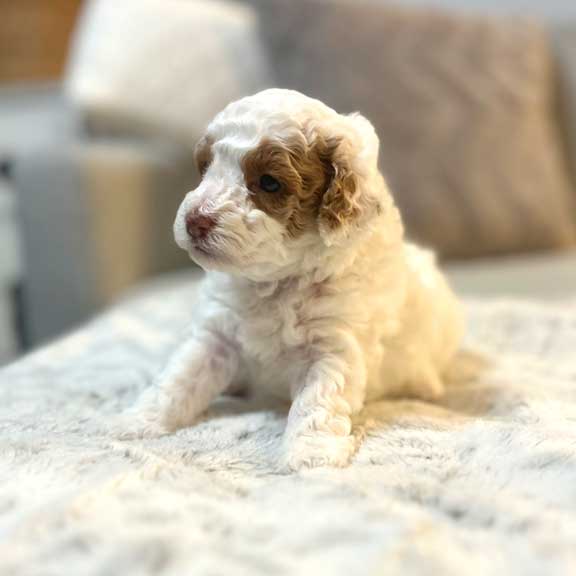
281,432,357,471
109,388,173,440
109,407,169,440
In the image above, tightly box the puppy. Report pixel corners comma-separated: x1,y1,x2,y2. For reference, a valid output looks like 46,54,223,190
135,89,462,470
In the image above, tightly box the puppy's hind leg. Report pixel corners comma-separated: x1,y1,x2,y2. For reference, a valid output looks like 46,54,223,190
382,349,445,401
401,360,445,401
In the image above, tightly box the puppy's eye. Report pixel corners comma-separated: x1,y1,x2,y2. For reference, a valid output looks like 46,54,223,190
259,174,281,193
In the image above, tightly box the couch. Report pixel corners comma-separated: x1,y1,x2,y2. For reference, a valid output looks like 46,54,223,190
13,0,576,346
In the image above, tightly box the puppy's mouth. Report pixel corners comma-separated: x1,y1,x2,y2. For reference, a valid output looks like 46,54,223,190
191,243,213,257
188,239,228,265
190,243,217,259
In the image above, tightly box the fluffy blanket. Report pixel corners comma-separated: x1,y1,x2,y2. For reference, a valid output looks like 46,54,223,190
1,274,576,575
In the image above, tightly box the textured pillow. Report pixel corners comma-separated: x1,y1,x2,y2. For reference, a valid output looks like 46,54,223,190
66,0,271,145
256,0,576,259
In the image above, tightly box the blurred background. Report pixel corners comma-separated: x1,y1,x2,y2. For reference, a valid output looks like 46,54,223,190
2,0,576,364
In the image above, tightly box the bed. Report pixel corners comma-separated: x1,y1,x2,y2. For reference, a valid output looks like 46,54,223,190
1,269,576,575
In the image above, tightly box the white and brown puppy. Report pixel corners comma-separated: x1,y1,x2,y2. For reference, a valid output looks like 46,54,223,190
134,89,462,470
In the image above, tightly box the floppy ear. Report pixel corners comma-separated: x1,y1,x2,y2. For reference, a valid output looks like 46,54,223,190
317,138,361,245
317,114,383,246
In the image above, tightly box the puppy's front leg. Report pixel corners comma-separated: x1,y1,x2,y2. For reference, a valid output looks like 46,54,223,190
134,326,240,435
282,341,365,471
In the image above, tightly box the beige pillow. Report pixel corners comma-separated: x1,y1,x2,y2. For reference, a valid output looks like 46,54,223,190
256,0,576,259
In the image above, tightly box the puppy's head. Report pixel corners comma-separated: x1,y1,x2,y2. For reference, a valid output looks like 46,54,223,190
174,89,396,280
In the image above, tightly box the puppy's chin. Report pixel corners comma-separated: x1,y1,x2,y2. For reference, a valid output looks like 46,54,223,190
186,244,263,278
187,247,290,282
179,230,315,281
175,230,230,271
187,245,229,271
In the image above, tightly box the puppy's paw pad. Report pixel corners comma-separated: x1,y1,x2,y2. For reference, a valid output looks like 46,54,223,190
281,433,356,471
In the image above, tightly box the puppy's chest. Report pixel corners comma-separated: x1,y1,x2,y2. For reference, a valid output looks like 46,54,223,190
232,288,324,396
236,289,313,362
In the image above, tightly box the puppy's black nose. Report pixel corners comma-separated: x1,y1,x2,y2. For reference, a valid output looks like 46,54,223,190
185,212,216,241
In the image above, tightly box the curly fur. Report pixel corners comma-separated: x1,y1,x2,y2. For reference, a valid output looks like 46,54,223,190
133,89,463,470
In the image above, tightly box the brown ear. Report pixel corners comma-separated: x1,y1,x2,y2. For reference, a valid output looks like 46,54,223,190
194,135,213,176
317,138,362,245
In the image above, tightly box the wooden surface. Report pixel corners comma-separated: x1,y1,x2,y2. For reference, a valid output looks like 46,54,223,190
0,0,83,83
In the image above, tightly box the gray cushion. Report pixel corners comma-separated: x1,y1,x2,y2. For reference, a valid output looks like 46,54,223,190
445,250,576,299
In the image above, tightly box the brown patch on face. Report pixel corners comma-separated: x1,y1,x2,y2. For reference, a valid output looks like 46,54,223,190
194,135,213,177
242,136,338,238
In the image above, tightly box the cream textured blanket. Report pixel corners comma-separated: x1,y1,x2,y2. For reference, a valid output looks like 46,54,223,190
1,275,576,575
